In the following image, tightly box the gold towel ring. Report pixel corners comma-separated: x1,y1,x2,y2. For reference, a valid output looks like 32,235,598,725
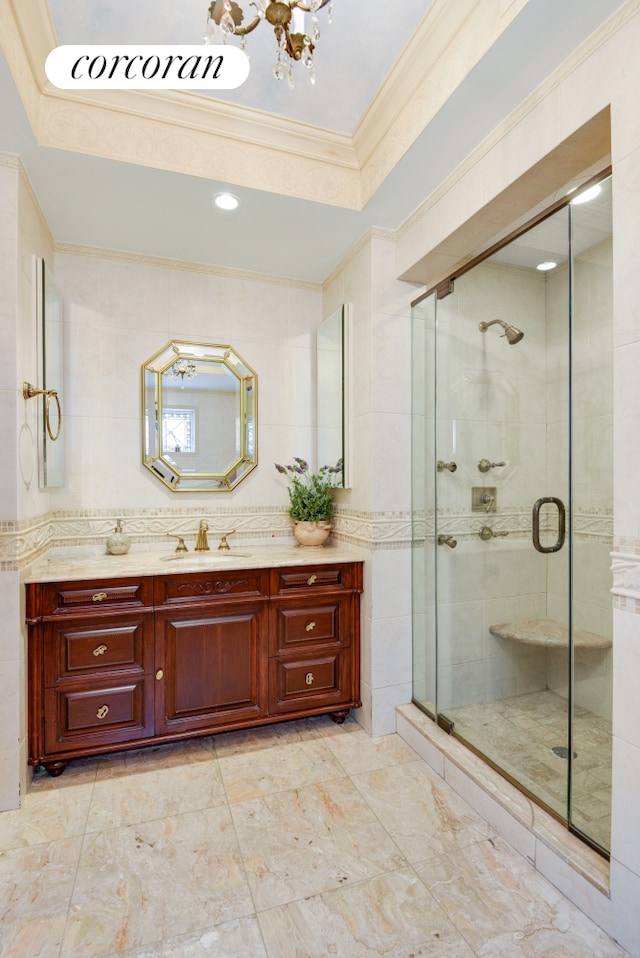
23,382,62,441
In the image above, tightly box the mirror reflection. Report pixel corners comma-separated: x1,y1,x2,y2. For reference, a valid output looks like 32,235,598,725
38,257,64,488
142,341,257,492
317,305,350,488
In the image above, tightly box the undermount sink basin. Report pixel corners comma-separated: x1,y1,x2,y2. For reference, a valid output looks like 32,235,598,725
160,552,251,562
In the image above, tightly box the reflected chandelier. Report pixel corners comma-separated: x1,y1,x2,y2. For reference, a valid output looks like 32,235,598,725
205,0,333,87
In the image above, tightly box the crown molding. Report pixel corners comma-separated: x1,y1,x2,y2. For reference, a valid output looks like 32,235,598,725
0,150,54,248
54,241,322,290
355,0,530,203
1,0,534,212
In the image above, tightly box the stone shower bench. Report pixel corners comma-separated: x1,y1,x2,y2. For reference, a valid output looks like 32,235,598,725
489,617,612,649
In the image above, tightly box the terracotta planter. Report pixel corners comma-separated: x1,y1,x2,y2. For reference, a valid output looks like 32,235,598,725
292,520,332,547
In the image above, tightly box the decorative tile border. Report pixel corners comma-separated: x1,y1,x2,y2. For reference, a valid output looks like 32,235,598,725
1,508,627,588
611,551,640,604
0,508,415,569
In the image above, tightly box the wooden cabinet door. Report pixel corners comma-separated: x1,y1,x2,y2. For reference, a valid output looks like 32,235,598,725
155,600,269,735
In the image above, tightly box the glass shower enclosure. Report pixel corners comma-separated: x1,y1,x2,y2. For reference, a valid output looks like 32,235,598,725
411,175,613,854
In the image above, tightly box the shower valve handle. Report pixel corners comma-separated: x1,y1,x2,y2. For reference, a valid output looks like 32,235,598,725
437,535,457,548
437,460,457,473
478,526,509,540
480,493,496,513
478,459,506,473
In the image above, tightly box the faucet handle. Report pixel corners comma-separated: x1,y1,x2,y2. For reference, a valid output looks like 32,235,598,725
478,458,507,473
168,534,188,553
218,529,236,551
478,526,509,540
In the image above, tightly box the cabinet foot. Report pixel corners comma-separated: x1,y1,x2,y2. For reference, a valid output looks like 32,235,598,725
43,761,67,777
330,709,350,725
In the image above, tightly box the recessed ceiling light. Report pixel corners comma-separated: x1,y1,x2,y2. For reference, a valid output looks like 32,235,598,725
536,261,557,271
213,192,240,211
570,183,601,205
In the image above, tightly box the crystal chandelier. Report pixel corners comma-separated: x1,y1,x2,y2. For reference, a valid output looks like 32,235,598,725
169,358,197,387
205,0,333,88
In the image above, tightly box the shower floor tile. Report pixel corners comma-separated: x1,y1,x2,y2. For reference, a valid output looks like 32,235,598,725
444,689,612,852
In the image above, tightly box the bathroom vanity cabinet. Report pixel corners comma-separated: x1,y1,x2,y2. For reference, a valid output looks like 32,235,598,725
25,558,362,775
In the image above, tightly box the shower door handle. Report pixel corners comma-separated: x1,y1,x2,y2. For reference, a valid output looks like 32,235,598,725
532,497,566,553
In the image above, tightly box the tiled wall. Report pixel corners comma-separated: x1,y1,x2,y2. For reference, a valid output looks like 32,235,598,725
0,157,54,810
323,233,415,736
51,249,323,515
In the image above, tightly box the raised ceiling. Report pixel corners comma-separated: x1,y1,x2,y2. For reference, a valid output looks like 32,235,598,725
0,0,626,283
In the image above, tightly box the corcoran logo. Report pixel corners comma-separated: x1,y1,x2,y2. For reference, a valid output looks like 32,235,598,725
45,45,249,90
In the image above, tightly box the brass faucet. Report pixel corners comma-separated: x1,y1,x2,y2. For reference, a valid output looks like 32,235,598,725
195,519,210,552
217,529,236,551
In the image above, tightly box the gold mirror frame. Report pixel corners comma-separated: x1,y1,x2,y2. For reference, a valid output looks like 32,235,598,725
141,340,257,492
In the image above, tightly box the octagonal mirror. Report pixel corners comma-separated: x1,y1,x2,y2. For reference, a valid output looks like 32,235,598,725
142,340,257,492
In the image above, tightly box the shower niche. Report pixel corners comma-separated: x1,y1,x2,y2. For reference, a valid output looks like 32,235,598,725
411,173,613,855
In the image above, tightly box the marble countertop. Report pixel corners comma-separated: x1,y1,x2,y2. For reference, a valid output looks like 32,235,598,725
25,542,366,584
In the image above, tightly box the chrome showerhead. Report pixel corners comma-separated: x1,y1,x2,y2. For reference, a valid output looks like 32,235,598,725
479,319,524,345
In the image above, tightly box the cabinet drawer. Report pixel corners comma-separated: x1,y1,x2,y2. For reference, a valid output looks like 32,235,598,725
44,614,153,685
269,651,352,714
270,600,346,655
155,569,269,606
271,563,361,595
44,677,153,753
42,578,153,615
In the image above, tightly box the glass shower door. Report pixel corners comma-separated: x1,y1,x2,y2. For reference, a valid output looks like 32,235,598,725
411,176,613,853
433,205,572,824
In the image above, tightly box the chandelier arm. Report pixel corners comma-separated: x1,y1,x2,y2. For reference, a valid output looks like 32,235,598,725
233,14,261,36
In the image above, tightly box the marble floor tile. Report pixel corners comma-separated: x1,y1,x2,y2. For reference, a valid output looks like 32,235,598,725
0,781,94,851
101,917,268,957
317,717,420,775
416,836,628,957
30,757,99,790
61,806,254,958
218,737,346,803
230,778,407,911
0,836,83,958
351,760,495,863
86,760,227,832
258,866,477,958
1,718,629,958
213,717,321,758
95,737,216,777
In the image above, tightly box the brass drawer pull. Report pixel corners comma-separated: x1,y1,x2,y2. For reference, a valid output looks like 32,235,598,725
305,672,314,685
92,592,108,603
156,669,164,680
307,575,317,586
96,705,109,720
305,621,316,632
93,644,108,656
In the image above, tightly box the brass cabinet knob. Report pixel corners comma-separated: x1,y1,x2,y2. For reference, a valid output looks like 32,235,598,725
92,592,108,602
156,669,164,680
305,621,316,632
307,574,317,586
96,705,109,719
305,672,314,685
93,644,108,656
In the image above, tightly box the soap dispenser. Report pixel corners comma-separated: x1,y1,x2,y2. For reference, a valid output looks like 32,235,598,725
106,519,131,555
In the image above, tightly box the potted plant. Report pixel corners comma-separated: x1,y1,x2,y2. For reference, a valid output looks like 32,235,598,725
275,456,343,546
